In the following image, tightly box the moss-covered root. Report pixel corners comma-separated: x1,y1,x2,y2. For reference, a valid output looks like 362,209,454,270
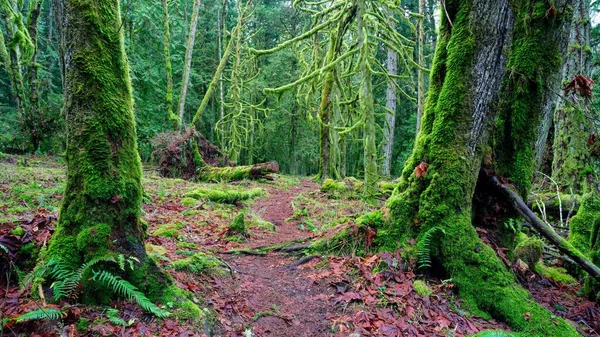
185,187,264,204
198,161,279,182
439,215,579,337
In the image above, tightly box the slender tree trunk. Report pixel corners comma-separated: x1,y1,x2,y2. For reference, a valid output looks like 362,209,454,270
2,3,28,123
162,0,177,130
318,39,335,182
415,0,425,136
49,0,166,299
383,0,579,334
358,0,377,198
177,0,201,131
218,0,226,149
382,12,397,177
26,0,42,151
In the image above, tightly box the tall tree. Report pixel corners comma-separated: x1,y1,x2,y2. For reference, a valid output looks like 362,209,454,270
177,0,201,131
162,0,177,129
550,0,600,298
415,0,424,135
48,0,167,300
381,0,580,334
382,12,397,177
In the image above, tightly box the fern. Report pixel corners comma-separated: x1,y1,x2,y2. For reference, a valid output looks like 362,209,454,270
52,255,117,300
106,308,127,326
92,270,171,318
417,227,445,269
20,262,48,290
15,307,64,323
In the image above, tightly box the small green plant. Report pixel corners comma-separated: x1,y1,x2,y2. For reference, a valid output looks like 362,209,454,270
417,227,445,269
20,254,170,318
15,307,64,323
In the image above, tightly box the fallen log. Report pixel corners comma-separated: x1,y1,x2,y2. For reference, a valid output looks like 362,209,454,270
198,161,279,182
489,175,600,279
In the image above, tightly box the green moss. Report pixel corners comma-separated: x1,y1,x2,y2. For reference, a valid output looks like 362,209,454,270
228,213,247,236
413,280,433,297
321,178,346,193
176,242,198,250
146,244,168,256
514,237,543,269
152,223,184,239
468,331,521,337
534,262,577,285
185,187,264,204
10,226,25,236
76,223,112,260
76,318,90,332
569,193,600,254
180,197,200,207
173,252,222,274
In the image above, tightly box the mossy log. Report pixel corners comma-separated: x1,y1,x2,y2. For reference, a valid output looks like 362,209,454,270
491,175,600,278
198,161,279,182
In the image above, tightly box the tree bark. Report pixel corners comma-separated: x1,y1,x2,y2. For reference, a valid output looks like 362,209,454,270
26,0,42,151
383,0,579,334
550,0,600,298
162,0,177,130
382,13,397,177
49,0,167,300
177,0,201,131
415,0,425,136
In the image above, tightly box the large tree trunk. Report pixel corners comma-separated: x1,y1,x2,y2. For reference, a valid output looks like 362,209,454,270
383,0,579,334
49,0,167,301
550,0,600,298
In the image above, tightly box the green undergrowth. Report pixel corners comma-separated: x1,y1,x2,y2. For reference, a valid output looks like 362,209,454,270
320,177,397,199
534,262,577,285
173,252,225,275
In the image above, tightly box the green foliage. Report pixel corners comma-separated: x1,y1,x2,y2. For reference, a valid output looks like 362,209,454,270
185,186,264,204
412,280,433,297
15,307,64,323
416,226,444,269
468,331,521,337
91,270,170,318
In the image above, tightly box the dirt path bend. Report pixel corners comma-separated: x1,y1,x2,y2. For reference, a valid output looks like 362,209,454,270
205,180,337,337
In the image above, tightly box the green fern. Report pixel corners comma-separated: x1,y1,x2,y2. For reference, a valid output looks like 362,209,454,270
92,270,171,318
51,255,117,300
106,308,128,326
20,261,48,290
15,307,64,323
417,227,445,269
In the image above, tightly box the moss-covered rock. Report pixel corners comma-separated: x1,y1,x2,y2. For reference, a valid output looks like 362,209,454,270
534,262,577,285
227,213,247,237
514,237,544,269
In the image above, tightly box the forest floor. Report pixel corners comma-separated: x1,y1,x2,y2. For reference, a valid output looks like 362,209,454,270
1,155,600,337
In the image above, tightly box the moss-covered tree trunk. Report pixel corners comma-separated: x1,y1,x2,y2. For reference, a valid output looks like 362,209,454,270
382,12,397,177
383,0,579,334
25,0,42,152
162,0,177,130
550,0,600,299
177,0,200,131
49,0,167,299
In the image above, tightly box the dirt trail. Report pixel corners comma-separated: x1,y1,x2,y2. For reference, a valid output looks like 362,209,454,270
205,180,337,336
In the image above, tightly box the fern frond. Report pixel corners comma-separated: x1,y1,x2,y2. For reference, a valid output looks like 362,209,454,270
0,243,8,254
106,308,127,326
15,307,64,323
417,227,445,269
20,262,48,290
92,270,171,318
117,254,125,271
52,255,117,300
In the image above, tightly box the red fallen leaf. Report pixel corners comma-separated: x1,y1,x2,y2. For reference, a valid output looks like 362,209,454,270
380,325,399,336
365,227,377,250
414,162,428,179
341,292,362,302
545,5,557,17
110,195,122,203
